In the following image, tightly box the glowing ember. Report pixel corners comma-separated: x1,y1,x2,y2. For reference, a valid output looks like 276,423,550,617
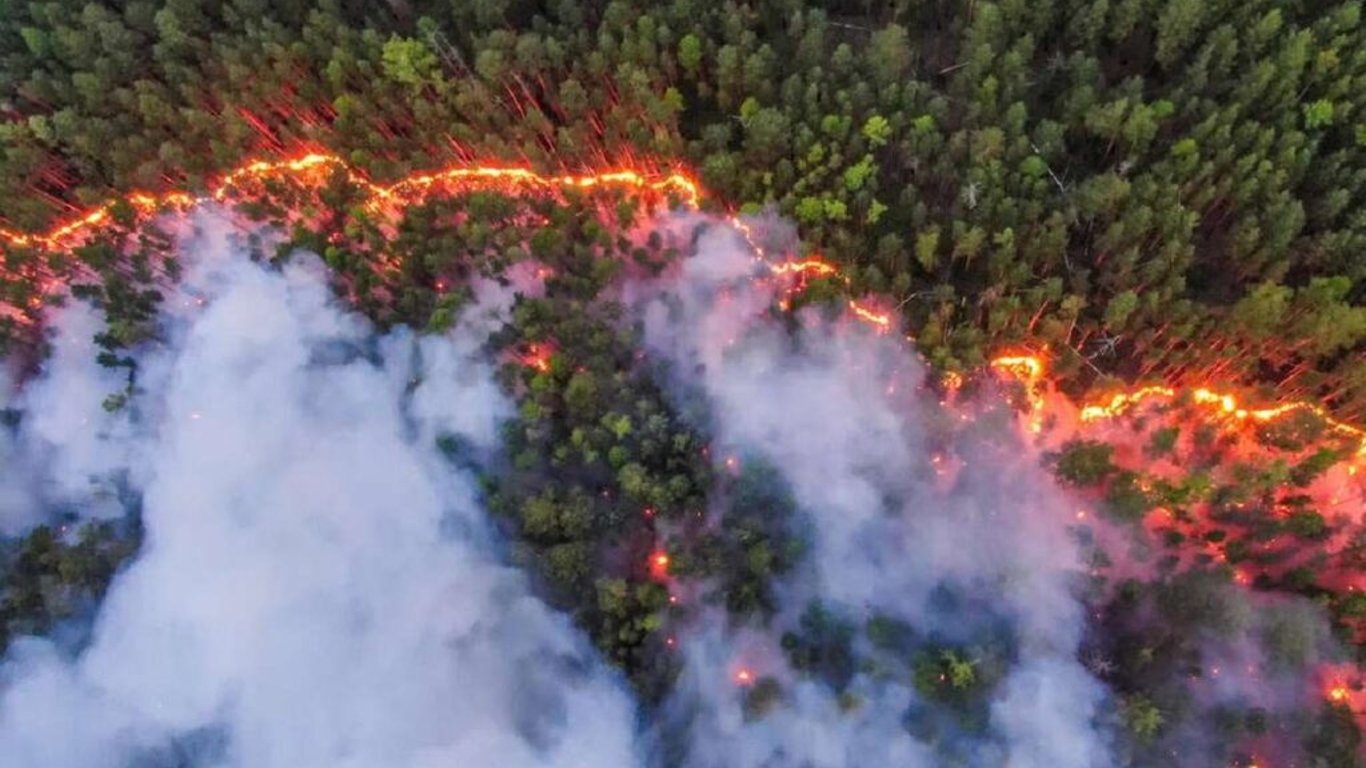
515,343,553,373
734,668,754,686
848,301,892,331
989,355,1045,385
991,353,1366,458
770,259,838,277
651,551,671,578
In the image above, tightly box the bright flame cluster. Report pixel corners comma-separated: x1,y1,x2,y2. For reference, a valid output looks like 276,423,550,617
985,353,1365,457
0,153,702,252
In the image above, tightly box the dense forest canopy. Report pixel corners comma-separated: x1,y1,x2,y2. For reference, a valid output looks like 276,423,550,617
0,1,1364,767
1,0,1362,415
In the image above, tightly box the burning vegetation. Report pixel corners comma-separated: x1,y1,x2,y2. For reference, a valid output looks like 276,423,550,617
1,1,1365,766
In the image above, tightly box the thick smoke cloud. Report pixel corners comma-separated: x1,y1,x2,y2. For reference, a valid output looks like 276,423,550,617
0,216,640,768
10,207,1330,767
633,218,1113,767
0,300,137,534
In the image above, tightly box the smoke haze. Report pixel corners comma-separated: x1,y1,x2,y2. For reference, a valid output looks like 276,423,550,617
0,215,640,768
632,219,1112,767
1,210,1347,767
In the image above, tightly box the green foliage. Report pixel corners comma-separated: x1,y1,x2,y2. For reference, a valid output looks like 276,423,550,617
861,116,891,148
1105,471,1153,523
1049,439,1116,487
1,520,141,653
1120,695,1164,741
1,4,1364,760
381,36,439,88
911,645,985,704
742,677,784,721
1145,427,1181,458
1303,99,1335,129
1304,704,1363,766
0,0,1362,421
677,34,703,74
781,602,855,690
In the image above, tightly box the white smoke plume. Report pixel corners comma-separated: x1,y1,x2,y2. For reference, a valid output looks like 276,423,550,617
0,299,138,534
632,218,1114,767
11,206,1328,768
0,214,640,768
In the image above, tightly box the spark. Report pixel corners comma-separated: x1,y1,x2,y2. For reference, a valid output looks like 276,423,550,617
651,551,671,578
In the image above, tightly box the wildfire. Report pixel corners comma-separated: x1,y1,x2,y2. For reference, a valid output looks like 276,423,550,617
989,355,1045,385
3,152,912,334
769,260,838,277
848,300,892,331
991,353,1366,458
4,153,1364,455
0,152,701,253
734,668,754,686
1079,386,1178,422
989,353,1048,432
650,550,671,579
517,343,554,373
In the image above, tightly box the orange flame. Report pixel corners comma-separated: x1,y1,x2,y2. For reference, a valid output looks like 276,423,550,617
2,153,910,333
517,343,553,373
848,301,892,331
769,260,839,277
650,550,671,579
1,152,701,253
989,354,1048,432
991,353,1366,457
3,154,1363,450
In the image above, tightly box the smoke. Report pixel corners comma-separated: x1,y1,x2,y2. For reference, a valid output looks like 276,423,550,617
2,205,1349,767
632,218,1113,767
0,214,641,768
0,298,139,534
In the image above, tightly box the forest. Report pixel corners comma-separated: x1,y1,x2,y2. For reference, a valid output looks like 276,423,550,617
1,0,1362,414
0,0,1364,766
